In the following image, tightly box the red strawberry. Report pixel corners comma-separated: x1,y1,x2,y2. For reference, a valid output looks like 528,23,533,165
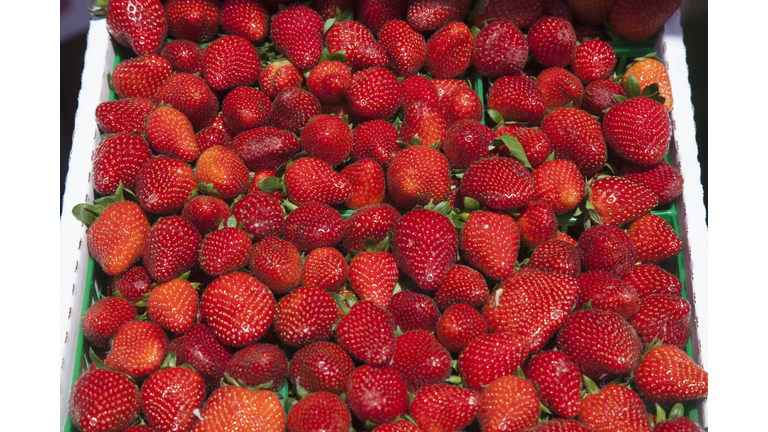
578,224,638,277
346,365,409,425
457,332,530,392
538,67,584,109
283,202,346,253
378,20,426,77
609,0,681,41
410,384,480,431
161,39,204,74
387,145,451,210
397,101,448,148
528,419,601,431
347,67,402,122
424,21,474,79
433,78,470,103
566,0,615,26
146,278,199,333
442,119,493,169
249,236,302,295
516,200,558,250
283,157,352,206
196,145,250,200
140,365,206,432
434,264,490,310
200,272,276,347
306,61,352,105
199,226,252,276
289,341,355,395
388,290,441,333
220,0,270,43
259,59,305,100
526,350,582,419
181,195,230,236
486,74,547,125
620,161,684,204
221,86,272,134
630,294,691,347
311,0,355,19
624,56,674,112
557,309,643,381
483,269,579,352
141,216,202,282
372,421,424,432
472,19,528,78
85,201,150,276
202,35,262,91
144,106,200,163
654,417,705,432
579,384,653,432
540,107,606,177
351,120,401,168
622,263,682,298
470,0,542,28
528,16,577,67
399,77,439,112
627,214,683,263
531,159,585,215
341,203,401,253
477,375,540,432
190,385,285,431
109,266,153,304
572,39,617,84
92,132,153,196
603,97,671,165
82,297,137,348
269,87,322,133
111,54,173,99
435,303,487,353
527,239,582,277
301,247,349,293
438,85,483,126
336,300,396,365
393,330,451,391
95,97,156,134
68,368,140,432
582,79,626,119
232,125,300,172
230,191,284,241
348,251,399,306
168,323,233,391
588,176,659,226
101,0,168,55
287,391,352,432
542,0,572,19
301,114,353,167
275,285,340,348
575,270,641,318
153,73,219,130
165,0,220,42
270,4,325,69
340,158,386,209
105,320,169,378
356,0,408,35
326,20,389,72
408,0,472,31
460,210,519,281
460,156,535,210
493,125,552,168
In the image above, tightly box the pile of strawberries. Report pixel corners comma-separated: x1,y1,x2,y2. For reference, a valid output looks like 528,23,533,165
69,0,707,431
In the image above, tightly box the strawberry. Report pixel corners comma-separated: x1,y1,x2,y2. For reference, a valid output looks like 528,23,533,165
458,332,530,391
199,226,252,276
199,272,277,347
460,210,519,281
424,21,474,79
325,20,389,72
356,0,408,35
82,296,137,348
190,385,285,431
301,114,353,167
109,266,153,304
336,300,396,365
622,263,682,298
397,101,448,148
654,416,705,432
531,159,585,216
111,54,173,99
460,157,535,210
576,270,641,318
579,384,653,432
378,20,426,77
386,145,451,210
92,132,153,196
528,16,577,67
140,365,206,432
283,157,352,205
95,97,156,134
105,320,169,378
287,391,352,432
68,368,140,432
620,161,684,204
572,39,617,84
269,87,322,133
230,191,284,241
146,278,199,333
225,343,288,390
542,0,572,19
527,239,582,277
259,59,305,100
165,0,220,42
408,0,472,32
340,158,386,209
160,39,204,74
566,0,615,26
275,285,339,348
341,203,401,253
483,269,579,352
141,215,202,283
630,294,691,347
540,107,606,177
526,350,582,419
409,384,480,431
609,0,681,41
472,19,528,78
85,200,150,276
477,375,540,432
443,120,494,168
348,251,399,306
397,76,438,111
470,0,542,28
588,176,659,226
306,61,352,105
182,195,230,236
372,421,424,432
486,74,547,125
202,35,262,91
556,309,643,381
493,125,552,168
388,290,441,333
438,85,483,126
100,0,168,56
582,79,626,119
311,0,355,19
289,341,355,395
220,0,270,43
347,67,402,122
221,86,272,134
168,323,233,391
346,365,409,425
349,121,400,169
627,214,683,263
435,303,487,353
433,78,470,103
578,224,638,277
624,56,674,111
232,125,300,172
153,73,219,131
434,264,490,310
144,106,200,163
249,236,302,295
270,4,324,69
196,145,250,200
516,200,559,250
537,67,584,109
301,247,349,293
283,202,346,253
392,330,452,391
528,419,602,431
604,97,671,166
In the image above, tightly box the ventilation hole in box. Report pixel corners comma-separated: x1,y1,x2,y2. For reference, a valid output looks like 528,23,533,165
78,238,82,250
68,307,71,319
65,332,68,343
72,284,76,295
74,261,78,273
61,358,64,369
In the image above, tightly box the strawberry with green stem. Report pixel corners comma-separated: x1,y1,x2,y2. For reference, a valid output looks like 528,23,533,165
91,0,168,56
141,215,202,283
477,375,541,432
287,391,352,432
153,73,219,131
105,320,169,379
68,367,140,432
224,343,288,391
139,354,207,432
289,341,355,395
274,285,340,348
145,278,199,334
92,132,153,196
249,236,302,295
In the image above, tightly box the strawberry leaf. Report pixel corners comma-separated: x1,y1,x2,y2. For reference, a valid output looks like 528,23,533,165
198,182,221,198
669,403,685,419
624,73,641,98
487,109,504,125
257,176,284,193
492,133,532,169
463,197,480,212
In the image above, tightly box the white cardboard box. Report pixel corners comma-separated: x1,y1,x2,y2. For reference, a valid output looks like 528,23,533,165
59,10,708,431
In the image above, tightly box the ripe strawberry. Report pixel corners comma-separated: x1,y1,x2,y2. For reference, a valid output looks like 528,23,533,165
144,106,200,163
493,125,552,168
588,176,659,226
622,264,682,297
425,21,474,79
627,214,683,264
196,146,250,200
516,200,558,250
409,384,480,431
347,67,402,122
433,78,470,103
341,203,401,252
340,158,386,208
356,0,408,35
398,75,439,111
283,157,352,206
165,0,220,42
372,420,424,432
542,0,572,19
160,39,204,74
397,101,448,148
578,224,638,277
350,120,400,168
111,54,173,99
68,368,140,432
140,365,206,432
109,266,153,304
259,59,305,100
470,0,542,28
579,384,653,432
287,391,352,432
289,341,355,395
95,97,156,134
230,191,284,241
486,74,547,125
146,278,199,333
526,350,582,419
311,0,355,19
86,201,150,276
572,39,617,84
654,417,705,432
538,67,584,109
100,0,167,55
283,202,346,253
249,236,302,295
200,272,277,347
477,375,540,432
225,344,288,390
460,157,535,210
576,270,641,318
630,294,691,347
392,330,451,391
438,85,483,126
441,120,492,168
378,20,426,77
460,210,519,281
168,323,233,391
105,320,169,378
141,216,202,282
472,19,528,78
566,0,615,25
199,226,252,276
557,309,643,381
624,56,674,111
483,269,579,352
387,145,451,210
458,332,530,392
190,385,285,431
220,0,270,43
92,132,153,196
326,20,389,72
232,125,300,172
269,87,322,133
221,87,272,134
346,365,409,425
620,161,684,204
336,300,396,365
82,296,137,348
301,247,348,292
202,35,262,91
301,114,353,167
436,303,487,353
434,264,490,310
540,107,606,177
408,0,472,31
305,61,351,105
531,159,585,216
348,251,398,306
388,290,441,333
527,239,582,277
604,97,672,166
609,0,681,41
582,79,626,119
528,16,577,67
270,4,324,69
153,73,219,130
181,195,230,236
275,285,339,348
528,419,601,432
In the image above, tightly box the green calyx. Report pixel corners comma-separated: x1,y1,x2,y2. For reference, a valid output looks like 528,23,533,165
72,183,134,226
489,133,532,169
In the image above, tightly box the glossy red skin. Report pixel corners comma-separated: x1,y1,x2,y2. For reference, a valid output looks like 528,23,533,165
249,236,302,295
274,285,339,348
407,0,472,32
283,202,347,253
352,120,401,168
603,97,672,166
460,157,535,210
589,176,659,227
434,264,490,311
69,368,140,432
269,87,322,134
166,0,220,42
141,216,202,283
105,320,169,379
472,0,542,28
409,384,480,431
225,343,289,391
168,323,234,392
287,391,352,432
528,16,578,67
82,297,137,348
105,0,167,55
111,54,173,100
622,264,683,298
182,195,229,236
540,107,607,177
271,5,325,69
630,294,691,348
340,203,401,253
347,67,403,122
220,0,269,43
386,145,451,210
425,21,474,79
379,20,426,77
289,342,355,395
340,158,386,209
620,161,684,204
95,97,157,134
527,239,582,277
627,213,683,263
355,0,408,35
579,385,653,432
487,74,547,125
232,125,300,172
306,61,351,104
578,224,638,278
442,119,494,169
477,375,540,432
92,132,153,196
472,19,528,78
538,67,584,109
336,301,396,366
531,159,585,215
525,351,582,418
140,366,206,432
392,330,452,391
582,79,626,119
516,200,559,250
436,303,488,354
346,365,409,425
326,20,389,72
572,39,617,84
460,210,520,281
575,270,641,318
202,35,262,91
388,290,441,333
301,114,353,167
153,73,219,130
